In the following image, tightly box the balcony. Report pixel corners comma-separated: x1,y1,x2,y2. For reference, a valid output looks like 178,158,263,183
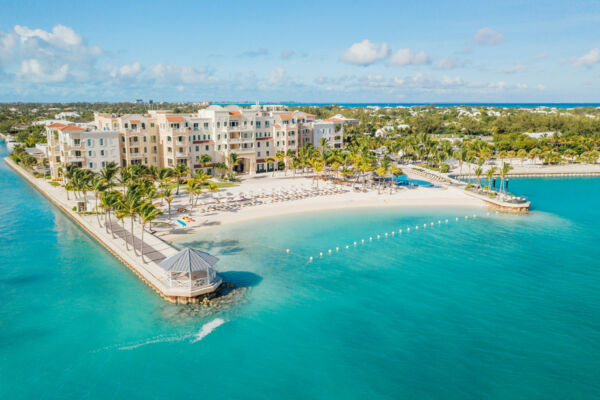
129,152,143,159
176,152,188,158
67,156,85,163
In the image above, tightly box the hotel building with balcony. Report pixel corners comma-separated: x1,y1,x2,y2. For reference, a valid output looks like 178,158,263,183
46,105,357,178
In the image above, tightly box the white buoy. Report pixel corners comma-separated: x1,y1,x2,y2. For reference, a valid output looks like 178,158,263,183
399,229,403,233
336,247,339,252
385,232,388,237
309,257,313,262
423,224,427,228
377,235,380,239
328,249,332,254
456,217,459,221
438,220,441,224
406,228,410,232
354,241,357,246
391,231,395,236
346,245,349,249
286,249,290,253
465,216,468,219
319,252,323,257
473,214,477,218
431,222,434,226
361,239,365,244
445,219,448,223
369,237,373,241
415,226,419,230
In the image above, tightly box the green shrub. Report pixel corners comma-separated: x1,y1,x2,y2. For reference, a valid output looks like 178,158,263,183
72,206,77,211
465,183,472,189
49,181,60,187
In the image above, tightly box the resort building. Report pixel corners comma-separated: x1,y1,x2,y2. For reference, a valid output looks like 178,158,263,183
46,105,356,176
46,123,120,179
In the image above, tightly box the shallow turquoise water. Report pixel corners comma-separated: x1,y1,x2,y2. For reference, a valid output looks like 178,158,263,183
1,139,600,399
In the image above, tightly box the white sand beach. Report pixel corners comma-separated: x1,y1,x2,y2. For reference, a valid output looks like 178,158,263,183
154,173,484,242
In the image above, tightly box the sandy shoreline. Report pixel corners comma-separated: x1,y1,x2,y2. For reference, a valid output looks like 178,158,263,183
155,176,485,242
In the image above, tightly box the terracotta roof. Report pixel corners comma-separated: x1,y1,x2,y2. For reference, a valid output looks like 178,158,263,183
325,118,344,122
304,112,316,117
167,116,184,122
46,123,67,128
59,125,85,131
129,119,141,123
229,111,242,117
279,114,292,120
274,124,282,128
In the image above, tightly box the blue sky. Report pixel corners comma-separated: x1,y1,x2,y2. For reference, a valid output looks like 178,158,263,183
1,0,600,102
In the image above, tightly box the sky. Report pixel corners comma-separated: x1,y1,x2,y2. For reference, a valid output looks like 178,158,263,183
1,0,600,103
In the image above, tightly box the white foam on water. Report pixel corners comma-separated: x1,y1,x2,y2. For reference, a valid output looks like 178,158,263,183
190,318,226,343
118,334,192,350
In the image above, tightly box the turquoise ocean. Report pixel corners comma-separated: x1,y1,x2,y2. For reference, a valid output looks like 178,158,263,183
1,139,599,399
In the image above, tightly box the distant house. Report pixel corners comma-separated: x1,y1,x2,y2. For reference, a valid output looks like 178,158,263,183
523,131,560,139
55,111,81,120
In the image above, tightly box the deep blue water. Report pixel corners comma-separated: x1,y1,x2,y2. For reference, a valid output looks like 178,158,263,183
1,139,600,399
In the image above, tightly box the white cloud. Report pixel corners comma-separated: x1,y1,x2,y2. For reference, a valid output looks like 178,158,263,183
268,67,286,84
146,64,215,85
340,40,390,66
281,50,294,60
573,48,600,67
110,62,142,80
434,58,464,70
18,59,69,83
501,63,528,73
388,49,431,66
240,48,269,57
474,27,504,46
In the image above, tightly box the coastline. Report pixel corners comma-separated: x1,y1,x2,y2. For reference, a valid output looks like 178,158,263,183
156,182,485,242
3,157,221,303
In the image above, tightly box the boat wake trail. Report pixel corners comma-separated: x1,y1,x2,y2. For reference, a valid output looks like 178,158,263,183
92,318,227,352
191,318,226,343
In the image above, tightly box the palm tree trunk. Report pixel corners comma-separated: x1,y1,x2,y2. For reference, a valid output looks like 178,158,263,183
121,219,128,250
130,216,137,255
140,222,145,260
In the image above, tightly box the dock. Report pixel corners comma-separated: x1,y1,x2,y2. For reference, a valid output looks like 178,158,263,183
5,157,221,303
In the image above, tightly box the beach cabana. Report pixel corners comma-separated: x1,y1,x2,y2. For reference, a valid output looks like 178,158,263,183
159,248,222,291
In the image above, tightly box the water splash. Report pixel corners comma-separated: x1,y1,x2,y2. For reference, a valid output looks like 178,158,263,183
191,318,226,343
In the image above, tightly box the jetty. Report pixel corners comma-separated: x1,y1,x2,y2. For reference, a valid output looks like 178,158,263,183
405,166,531,213
5,157,222,303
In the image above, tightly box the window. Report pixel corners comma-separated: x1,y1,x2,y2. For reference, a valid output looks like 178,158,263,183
256,121,261,128
88,151,92,156
204,122,209,129
122,148,126,153
144,147,147,153
87,139,92,146
102,161,106,167
124,123,128,129
151,136,156,143
205,145,209,151
193,123,199,129
100,150,105,156
150,123,155,128
131,124,137,130
195,146,199,151
168,136,172,142
89,162,93,168
73,139,80,145
143,136,147,142
142,123,146,129
99,138,104,146
217,122,220,128
121,136,125,142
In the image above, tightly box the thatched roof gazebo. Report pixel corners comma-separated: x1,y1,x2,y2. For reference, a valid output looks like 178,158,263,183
159,248,222,292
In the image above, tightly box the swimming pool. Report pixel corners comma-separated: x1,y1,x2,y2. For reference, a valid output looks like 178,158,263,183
386,175,435,187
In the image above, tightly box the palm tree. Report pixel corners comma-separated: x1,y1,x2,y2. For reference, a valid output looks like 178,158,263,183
266,157,275,176
100,190,121,238
173,163,189,195
274,151,285,174
199,154,212,170
138,203,162,262
99,162,118,189
118,188,143,254
228,153,240,175
474,166,483,189
499,163,512,195
164,188,173,220
312,161,324,188
486,166,496,191
90,174,107,226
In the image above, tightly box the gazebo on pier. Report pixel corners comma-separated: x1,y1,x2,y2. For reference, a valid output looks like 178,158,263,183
158,248,222,293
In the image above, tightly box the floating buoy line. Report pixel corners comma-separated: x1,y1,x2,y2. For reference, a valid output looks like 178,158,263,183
299,213,486,263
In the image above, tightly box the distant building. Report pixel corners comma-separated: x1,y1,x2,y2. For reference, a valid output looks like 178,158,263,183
523,131,560,139
55,111,81,120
